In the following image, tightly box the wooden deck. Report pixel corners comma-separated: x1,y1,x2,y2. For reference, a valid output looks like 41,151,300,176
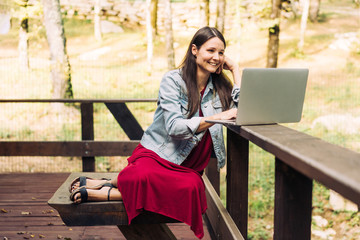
0,173,212,240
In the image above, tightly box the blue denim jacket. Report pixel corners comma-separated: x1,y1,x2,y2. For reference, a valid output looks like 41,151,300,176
140,69,240,170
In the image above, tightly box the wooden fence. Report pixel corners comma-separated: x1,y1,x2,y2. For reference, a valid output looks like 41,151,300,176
1,99,359,240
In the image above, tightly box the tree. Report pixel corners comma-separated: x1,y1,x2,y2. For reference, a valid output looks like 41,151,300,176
309,0,321,22
266,0,282,68
151,0,158,36
94,0,102,41
200,0,210,27
18,0,30,72
216,0,226,33
298,0,310,52
235,0,243,63
164,0,175,70
41,0,73,99
146,0,153,74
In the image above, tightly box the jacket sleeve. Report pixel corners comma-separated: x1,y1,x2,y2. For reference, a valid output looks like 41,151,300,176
158,71,202,140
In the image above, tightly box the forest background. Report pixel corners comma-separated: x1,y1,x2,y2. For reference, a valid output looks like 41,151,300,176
0,0,360,239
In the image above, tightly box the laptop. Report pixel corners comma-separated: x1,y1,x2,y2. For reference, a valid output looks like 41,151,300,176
206,68,309,125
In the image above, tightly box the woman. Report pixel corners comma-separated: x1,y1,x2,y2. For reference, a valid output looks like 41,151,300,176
70,26,241,239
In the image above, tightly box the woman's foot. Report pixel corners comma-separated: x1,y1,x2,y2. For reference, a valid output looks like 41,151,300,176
71,186,122,204
69,177,113,193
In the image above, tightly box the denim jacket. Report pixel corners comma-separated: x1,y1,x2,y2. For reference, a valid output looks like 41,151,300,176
140,69,240,170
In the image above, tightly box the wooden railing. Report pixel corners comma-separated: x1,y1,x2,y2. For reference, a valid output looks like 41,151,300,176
218,124,360,240
0,99,156,171
1,99,360,240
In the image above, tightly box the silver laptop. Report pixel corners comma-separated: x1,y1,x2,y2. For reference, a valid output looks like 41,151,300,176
206,68,309,125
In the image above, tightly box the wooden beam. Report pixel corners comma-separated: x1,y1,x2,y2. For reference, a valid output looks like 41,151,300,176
226,128,249,239
205,157,220,195
274,158,312,240
203,175,245,240
81,102,95,171
0,141,139,156
105,103,144,140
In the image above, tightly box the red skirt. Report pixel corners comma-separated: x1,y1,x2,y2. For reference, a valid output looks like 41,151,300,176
117,144,208,239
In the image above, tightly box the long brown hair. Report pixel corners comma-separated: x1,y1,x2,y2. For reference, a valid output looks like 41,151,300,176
178,26,233,118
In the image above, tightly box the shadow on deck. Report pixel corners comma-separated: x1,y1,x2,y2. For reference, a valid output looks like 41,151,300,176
0,173,212,240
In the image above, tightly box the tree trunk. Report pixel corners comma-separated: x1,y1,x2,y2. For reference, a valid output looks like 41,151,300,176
200,0,210,27
266,0,282,68
216,0,226,33
298,0,310,51
235,0,242,64
309,0,321,22
18,0,29,72
42,0,73,99
146,0,153,74
94,0,102,41
19,18,29,71
164,0,175,70
151,0,158,36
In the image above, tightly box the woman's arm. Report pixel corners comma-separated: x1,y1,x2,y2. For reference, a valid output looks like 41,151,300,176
216,55,241,87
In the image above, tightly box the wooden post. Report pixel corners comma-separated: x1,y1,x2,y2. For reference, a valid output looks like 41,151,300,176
226,128,249,239
205,157,220,195
81,103,95,172
274,158,312,240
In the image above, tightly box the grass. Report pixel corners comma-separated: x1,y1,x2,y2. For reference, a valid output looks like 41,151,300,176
1,0,360,238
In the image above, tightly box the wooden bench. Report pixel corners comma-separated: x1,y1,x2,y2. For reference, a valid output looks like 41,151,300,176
48,172,180,240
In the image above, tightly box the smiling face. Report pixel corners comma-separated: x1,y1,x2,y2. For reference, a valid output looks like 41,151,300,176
191,37,225,76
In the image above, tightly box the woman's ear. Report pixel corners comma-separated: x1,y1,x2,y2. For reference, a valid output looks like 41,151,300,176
191,44,197,57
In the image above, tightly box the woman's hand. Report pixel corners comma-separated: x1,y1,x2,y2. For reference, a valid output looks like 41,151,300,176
217,108,237,120
216,56,237,74
197,108,237,133
216,56,241,87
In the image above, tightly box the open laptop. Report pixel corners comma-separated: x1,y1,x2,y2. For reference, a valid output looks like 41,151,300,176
206,68,309,125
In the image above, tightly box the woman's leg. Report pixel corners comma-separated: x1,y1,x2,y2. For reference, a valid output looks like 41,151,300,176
71,186,122,204
70,177,118,192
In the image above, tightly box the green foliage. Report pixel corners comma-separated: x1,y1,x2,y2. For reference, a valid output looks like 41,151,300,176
312,181,330,213
290,47,306,59
63,18,94,37
11,0,43,22
248,219,272,240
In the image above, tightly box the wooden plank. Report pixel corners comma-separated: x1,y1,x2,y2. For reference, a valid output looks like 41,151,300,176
226,128,249,239
81,102,95,171
203,175,245,240
48,172,128,226
274,158,312,240
48,172,180,226
227,124,360,206
105,103,144,140
0,98,157,103
0,140,139,156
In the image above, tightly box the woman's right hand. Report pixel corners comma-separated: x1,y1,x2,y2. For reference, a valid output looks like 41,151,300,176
197,108,237,133
217,108,237,120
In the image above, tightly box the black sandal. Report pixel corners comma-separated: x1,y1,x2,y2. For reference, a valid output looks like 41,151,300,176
70,186,88,203
69,176,111,193
69,183,116,203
